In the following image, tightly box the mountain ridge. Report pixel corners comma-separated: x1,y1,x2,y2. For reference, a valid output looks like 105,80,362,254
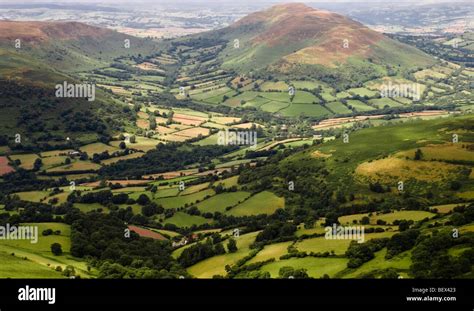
0,20,113,43
0,20,160,73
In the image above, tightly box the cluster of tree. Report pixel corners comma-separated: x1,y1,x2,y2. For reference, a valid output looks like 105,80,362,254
168,209,293,238
42,229,61,236
99,143,238,178
0,169,68,194
0,201,56,225
369,182,390,193
67,190,163,218
110,62,165,77
69,212,186,278
0,80,127,150
68,190,114,205
410,230,474,278
93,69,132,80
385,229,420,259
278,266,310,279
345,238,388,268
254,221,297,245
171,36,226,50
90,149,136,164
244,149,277,159
178,234,227,267
226,259,274,279
63,110,108,134
448,204,474,226
239,156,333,213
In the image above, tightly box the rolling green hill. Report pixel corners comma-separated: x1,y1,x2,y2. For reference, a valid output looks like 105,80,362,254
0,21,164,151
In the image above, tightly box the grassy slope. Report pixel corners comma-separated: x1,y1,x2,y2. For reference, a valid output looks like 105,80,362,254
0,223,94,278
0,251,63,278
283,114,474,195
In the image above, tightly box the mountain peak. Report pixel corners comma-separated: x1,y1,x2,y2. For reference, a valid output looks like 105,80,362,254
265,3,315,12
234,3,340,27
219,3,434,76
231,3,378,56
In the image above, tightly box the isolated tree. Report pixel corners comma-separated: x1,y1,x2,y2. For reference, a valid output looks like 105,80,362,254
414,148,423,160
398,220,412,232
137,194,150,205
149,117,157,130
227,238,238,253
51,243,63,256
33,158,43,171
142,203,161,217
278,266,309,279
62,265,76,278
80,152,89,161
450,181,462,191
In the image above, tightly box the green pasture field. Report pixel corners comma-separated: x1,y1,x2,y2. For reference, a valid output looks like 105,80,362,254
196,191,251,214
326,101,352,114
347,87,378,97
0,223,94,278
338,210,436,225
247,241,293,264
346,100,376,112
226,191,284,217
0,251,63,278
9,154,39,170
293,91,319,104
187,231,259,278
341,248,411,278
155,189,216,209
259,257,349,278
279,103,331,117
79,142,118,155
368,98,404,109
164,212,211,228
261,101,290,113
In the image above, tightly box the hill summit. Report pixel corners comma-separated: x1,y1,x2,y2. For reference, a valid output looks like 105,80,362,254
215,3,434,77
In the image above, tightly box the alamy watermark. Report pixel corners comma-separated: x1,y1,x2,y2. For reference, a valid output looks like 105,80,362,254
380,81,421,101
217,129,257,148
325,224,365,243
18,286,55,305
55,81,95,102
0,224,38,244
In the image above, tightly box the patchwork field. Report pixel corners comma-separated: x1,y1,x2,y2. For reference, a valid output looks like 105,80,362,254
226,191,285,217
1,6,473,282
339,211,436,225
259,257,349,278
